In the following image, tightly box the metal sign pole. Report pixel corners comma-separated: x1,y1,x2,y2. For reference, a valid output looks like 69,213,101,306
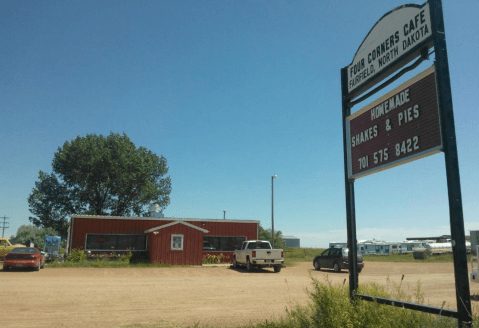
429,0,472,325
340,0,472,324
341,67,359,296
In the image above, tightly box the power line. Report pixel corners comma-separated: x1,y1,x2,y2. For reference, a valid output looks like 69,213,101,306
0,216,9,238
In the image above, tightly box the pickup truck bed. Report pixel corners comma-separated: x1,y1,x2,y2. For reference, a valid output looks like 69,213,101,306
233,240,284,272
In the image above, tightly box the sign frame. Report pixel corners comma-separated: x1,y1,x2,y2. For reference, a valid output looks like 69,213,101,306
347,65,443,180
341,0,472,325
346,2,434,100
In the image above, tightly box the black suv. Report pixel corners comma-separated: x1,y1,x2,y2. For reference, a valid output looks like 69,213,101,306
313,247,364,273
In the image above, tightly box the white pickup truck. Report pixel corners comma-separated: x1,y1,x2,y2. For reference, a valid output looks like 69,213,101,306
232,240,283,272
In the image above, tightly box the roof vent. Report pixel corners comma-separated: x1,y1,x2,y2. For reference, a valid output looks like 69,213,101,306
149,204,164,218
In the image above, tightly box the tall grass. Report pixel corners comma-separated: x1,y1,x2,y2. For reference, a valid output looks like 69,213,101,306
123,276,475,328
244,276,474,328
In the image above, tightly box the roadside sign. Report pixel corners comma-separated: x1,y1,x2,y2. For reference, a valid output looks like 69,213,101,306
340,0,472,324
347,66,441,179
347,2,433,98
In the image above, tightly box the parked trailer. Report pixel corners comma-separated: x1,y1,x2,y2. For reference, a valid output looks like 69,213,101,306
359,240,390,255
401,240,434,253
44,235,61,261
388,242,407,254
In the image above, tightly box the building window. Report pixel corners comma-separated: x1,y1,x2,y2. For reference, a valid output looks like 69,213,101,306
171,234,184,251
203,236,246,251
85,234,147,251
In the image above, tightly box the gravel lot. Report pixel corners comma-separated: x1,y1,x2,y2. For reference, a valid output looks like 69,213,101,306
1,261,478,328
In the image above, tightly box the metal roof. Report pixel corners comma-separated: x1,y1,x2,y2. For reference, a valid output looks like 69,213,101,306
282,235,299,239
71,214,260,224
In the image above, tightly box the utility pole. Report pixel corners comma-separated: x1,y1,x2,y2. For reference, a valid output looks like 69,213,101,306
271,174,277,248
0,216,9,238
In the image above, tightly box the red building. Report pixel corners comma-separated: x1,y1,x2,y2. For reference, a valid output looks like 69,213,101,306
67,214,259,265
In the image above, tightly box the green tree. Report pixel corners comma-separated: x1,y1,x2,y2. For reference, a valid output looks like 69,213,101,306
28,132,172,238
28,171,74,238
10,225,59,250
259,225,286,249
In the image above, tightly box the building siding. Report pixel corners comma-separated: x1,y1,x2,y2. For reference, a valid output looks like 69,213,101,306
69,215,259,265
189,221,257,239
70,217,173,251
196,221,258,263
148,224,204,266
284,238,300,248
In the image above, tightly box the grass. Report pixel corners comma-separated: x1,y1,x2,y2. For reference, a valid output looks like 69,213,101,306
240,276,475,328
284,248,463,265
20,248,478,327
284,248,459,266
283,247,324,267
45,260,177,268
121,275,477,328
363,252,461,263
42,248,460,269
42,248,325,269
121,321,182,328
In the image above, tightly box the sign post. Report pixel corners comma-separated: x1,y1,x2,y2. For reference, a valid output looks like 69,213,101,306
429,0,472,323
341,0,472,325
341,67,358,296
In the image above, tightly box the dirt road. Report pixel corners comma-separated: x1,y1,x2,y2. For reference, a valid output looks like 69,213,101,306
1,261,478,328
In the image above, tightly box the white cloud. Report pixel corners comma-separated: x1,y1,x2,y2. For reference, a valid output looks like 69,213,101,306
286,221,479,248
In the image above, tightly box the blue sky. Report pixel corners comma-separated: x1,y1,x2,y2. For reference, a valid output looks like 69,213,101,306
1,0,478,247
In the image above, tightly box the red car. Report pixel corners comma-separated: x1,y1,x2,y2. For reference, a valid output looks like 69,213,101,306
3,247,45,271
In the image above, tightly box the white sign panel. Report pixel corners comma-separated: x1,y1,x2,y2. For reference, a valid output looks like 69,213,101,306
347,2,432,95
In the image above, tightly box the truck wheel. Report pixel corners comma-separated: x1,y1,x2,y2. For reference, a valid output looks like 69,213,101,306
274,266,282,273
246,261,254,272
358,268,362,273
232,257,238,268
314,261,321,271
3,265,9,271
333,262,341,273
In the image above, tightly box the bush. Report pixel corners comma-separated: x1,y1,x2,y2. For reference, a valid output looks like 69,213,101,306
413,248,432,260
66,248,87,262
120,250,133,263
202,253,225,264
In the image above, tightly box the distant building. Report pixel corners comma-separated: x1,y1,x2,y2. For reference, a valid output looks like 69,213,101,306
283,235,300,248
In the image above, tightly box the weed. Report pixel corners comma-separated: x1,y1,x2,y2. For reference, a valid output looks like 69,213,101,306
122,276,478,327
238,276,469,328
65,248,87,262
202,253,225,264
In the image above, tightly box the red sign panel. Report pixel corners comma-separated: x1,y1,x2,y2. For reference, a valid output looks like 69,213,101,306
347,66,442,179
